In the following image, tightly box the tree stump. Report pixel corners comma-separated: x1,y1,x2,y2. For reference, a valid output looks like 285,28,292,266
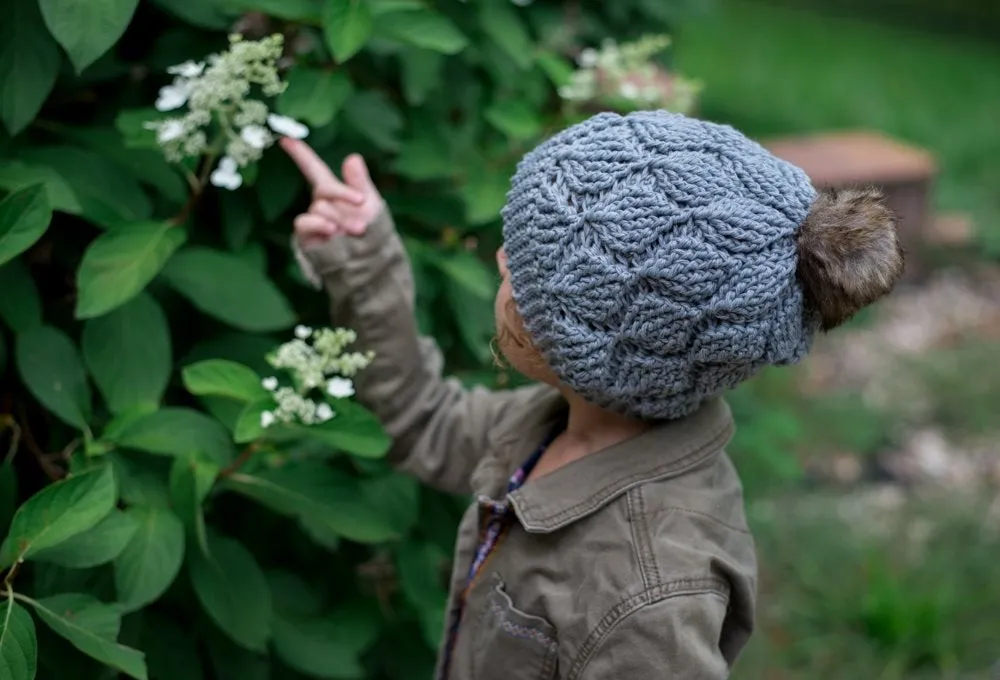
763,131,937,280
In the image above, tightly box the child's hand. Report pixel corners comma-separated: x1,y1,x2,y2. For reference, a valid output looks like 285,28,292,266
280,137,383,248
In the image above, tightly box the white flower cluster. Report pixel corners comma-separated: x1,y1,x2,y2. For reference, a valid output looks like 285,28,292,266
259,325,375,429
144,33,309,191
558,35,702,115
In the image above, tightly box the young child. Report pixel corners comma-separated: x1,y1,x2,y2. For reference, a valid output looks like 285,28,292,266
284,111,903,680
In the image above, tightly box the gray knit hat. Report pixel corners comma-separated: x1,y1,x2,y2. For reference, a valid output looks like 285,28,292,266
502,111,902,420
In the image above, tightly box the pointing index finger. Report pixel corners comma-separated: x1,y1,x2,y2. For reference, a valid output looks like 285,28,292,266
279,138,364,204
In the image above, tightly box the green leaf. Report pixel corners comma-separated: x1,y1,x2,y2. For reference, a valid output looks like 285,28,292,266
271,607,380,679
182,359,266,403
436,251,496,300
233,397,271,444
399,48,442,106
323,0,372,63
109,451,170,508
34,509,139,569
0,259,42,332
110,407,236,465
0,161,81,214
82,292,172,414
169,455,219,556
362,472,418,535
220,192,254,251
278,68,353,128
148,0,233,29
343,91,403,151
0,185,52,267
536,51,574,88
188,532,271,652
223,462,400,544
221,0,320,20
0,0,61,135
460,168,509,226
0,466,115,568
15,325,92,429
114,506,184,611
480,0,534,70
373,9,468,54
298,400,391,458
394,129,453,181
255,151,305,223
484,99,542,140
0,464,17,537
162,247,296,332
75,221,186,319
0,598,36,680
18,147,152,228
27,593,147,679
38,0,139,73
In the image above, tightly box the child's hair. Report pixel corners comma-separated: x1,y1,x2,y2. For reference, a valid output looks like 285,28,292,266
496,111,902,420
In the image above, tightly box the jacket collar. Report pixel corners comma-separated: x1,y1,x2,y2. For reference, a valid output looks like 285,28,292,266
485,389,735,534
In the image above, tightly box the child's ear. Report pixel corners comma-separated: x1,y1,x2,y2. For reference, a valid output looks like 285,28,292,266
796,187,904,331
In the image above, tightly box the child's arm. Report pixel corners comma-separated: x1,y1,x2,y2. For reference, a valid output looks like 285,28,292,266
284,139,538,495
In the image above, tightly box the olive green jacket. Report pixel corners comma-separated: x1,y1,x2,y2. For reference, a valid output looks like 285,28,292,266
296,208,758,680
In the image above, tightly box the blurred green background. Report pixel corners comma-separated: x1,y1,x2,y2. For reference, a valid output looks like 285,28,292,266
0,0,998,678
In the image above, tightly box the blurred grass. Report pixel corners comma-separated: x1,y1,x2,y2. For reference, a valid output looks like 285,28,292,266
675,0,1000,254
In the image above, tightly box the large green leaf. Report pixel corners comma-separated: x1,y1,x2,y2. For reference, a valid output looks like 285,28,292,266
343,91,403,151
0,598,36,680
109,407,236,464
0,161,80,214
33,509,139,569
169,455,219,556
255,151,304,223
323,0,372,63
361,472,418,535
485,99,542,140
114,506,185,611
182,359,267,403
82,292,172,414
0,185,52,267
148,0,233,29
0,0,61,135
394,129,453,181
271,607,380,679
0,465,115,568
277,67,353,128
15,325,92,429
162,247,296,332
0,259,42,332
223,462,400,544
188,532,271,652
27,593,147,679
399,48,442,106
297,400,391,459
435,251,497,300
75,221,186,319
38,0,139,73
18,147,152,228
480,0,534,70
372,9,468,54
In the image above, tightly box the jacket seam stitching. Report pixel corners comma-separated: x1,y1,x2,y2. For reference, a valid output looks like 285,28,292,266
626,487,661,590
655,506,753,535
518,418,734,528
567,577,730,680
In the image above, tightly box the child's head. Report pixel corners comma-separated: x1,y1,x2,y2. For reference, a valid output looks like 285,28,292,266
495,111,903,420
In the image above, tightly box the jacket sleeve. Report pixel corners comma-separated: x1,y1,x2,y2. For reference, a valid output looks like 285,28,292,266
576,591,733,680
294,205,534,495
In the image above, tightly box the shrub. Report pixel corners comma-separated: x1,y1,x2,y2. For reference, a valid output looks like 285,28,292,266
0,1,699,678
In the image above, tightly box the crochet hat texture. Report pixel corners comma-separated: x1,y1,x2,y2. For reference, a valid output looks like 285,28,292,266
502,111,903,420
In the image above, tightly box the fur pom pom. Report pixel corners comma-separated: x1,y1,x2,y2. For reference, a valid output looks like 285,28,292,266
797,187,904,331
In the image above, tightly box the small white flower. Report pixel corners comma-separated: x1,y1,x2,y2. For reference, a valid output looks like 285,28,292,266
326,377,355,399
294,325,313,340
266,114,309,139
155,119,185,144
261,376,279,391
619,82,640,100
167,60,205,78
240,124,270,149
578,48,598,68
260,411,276,428
315,402,335,422
210,156,243,190
155,79,190,111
